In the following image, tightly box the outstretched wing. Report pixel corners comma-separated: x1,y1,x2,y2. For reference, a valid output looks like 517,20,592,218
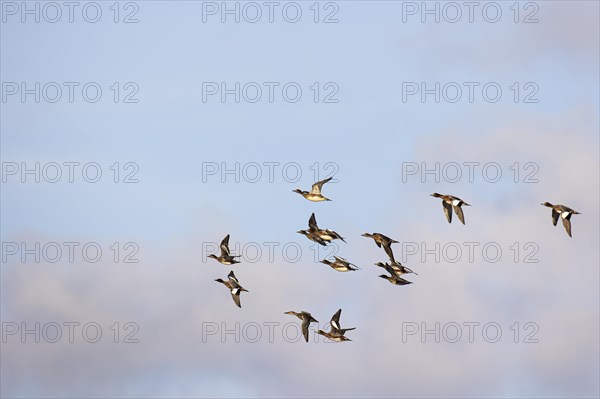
230,288,242,308
308,213,319,231
301,318,310,342
227,270,239,283
562,217,572,237
442,202,452,223
310,177,332,195
330,309,342,331
453,205,466,225
220,234,231,256
551,209,559,226
384,244,396,263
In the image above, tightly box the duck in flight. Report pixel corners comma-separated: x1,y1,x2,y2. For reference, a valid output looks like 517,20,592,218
378,263,413,286
430,193,470,224
316,309,355,342
297,229,328,246
284,311,319,342
541,202,581,237
293,177,333,202
207,234,241,265
320,256,360,272
298,213,345,245
215,271,249,308
375,260,418,276
362,233,399,262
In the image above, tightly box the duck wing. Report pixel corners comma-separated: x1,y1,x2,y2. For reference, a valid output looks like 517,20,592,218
329,230,346,242
308,213,319,231
220,234,231,256
453,205,466,225
562,217,572,237
383,245,396,263
551,209,560,226
230,288,242,308
301,317,311,342
227,270,240,284
310,177,332,195
442,201,453,223
330,309,342,331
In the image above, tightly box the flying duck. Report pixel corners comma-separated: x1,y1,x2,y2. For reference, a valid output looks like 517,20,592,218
207,234,241,265
320,256,360,272
298,213,345,245
215,270,249,308
316,308,355,342
378,263,413,285
375,261,418,276
293,177,333,202
379,272,413,286
284,311,319,342
541,202,581,237
362,233,398,262
297,229,328,246
430,193,470,224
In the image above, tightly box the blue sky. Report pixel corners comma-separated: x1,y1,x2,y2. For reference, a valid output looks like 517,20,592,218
1,1,599,398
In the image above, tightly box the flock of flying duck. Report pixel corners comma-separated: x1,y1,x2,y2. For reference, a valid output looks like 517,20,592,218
209,177,582,342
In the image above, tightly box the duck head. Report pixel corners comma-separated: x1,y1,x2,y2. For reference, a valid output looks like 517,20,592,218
541,202,554,207
430,193,443,198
